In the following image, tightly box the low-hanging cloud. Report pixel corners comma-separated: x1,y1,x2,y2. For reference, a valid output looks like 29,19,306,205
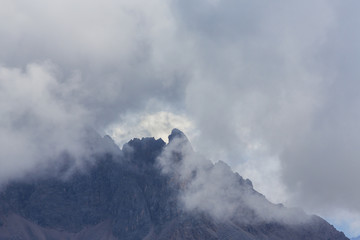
0,63,89,183
0,0,189,183
157,131,310,224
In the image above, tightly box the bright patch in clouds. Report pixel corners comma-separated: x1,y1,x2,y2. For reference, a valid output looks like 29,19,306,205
106,111,194,147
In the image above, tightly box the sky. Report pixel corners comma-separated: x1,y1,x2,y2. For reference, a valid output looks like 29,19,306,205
1,0,360,237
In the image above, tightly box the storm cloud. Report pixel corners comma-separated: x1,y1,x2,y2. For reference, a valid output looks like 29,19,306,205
1,0,360,236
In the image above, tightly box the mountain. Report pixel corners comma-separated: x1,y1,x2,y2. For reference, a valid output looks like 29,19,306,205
0,129,348,240
351,236,360,240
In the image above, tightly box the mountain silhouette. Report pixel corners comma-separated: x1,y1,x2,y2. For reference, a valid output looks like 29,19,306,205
0,130,348,239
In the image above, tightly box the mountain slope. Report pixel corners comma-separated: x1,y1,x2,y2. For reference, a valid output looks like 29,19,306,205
0,129,348,239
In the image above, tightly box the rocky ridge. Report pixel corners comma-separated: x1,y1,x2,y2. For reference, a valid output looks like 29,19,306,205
0,129,349,240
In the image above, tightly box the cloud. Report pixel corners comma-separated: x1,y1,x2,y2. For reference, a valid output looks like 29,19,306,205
279,0,360,211
166,0,360,233
157,131,309,224
0,0,189,182
0,0,190,127
0,63,90,183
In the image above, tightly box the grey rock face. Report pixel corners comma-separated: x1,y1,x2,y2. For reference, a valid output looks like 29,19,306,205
0,130,349,240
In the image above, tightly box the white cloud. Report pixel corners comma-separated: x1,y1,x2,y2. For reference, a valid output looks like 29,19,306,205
106,111,194,147
0,63,90,183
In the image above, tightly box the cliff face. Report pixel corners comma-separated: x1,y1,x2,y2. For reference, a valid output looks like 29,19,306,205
0,130,349,240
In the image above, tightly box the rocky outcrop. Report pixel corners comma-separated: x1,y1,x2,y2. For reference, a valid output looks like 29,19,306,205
0,130,349,240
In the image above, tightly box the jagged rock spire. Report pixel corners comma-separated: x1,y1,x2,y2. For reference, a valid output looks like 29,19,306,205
168,128,189,143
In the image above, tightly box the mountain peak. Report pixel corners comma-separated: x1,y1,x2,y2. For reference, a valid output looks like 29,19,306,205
168,128,188,143
167,129,194,154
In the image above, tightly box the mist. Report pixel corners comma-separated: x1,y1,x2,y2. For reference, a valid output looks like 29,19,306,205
157,130,310,225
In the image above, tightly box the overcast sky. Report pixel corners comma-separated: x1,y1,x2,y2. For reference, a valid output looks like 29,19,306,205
1,0,360,237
